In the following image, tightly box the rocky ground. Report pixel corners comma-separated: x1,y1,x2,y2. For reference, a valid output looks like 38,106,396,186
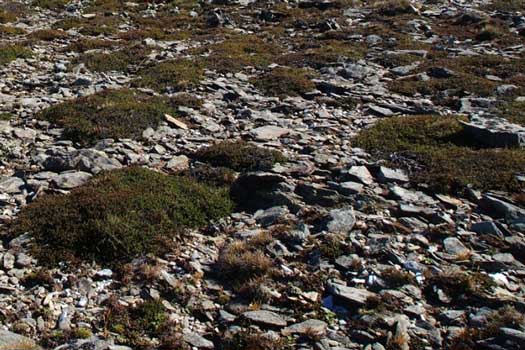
0,0,525,349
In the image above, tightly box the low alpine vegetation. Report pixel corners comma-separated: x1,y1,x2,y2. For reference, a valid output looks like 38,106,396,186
252,67,317,97
194,140,286,172
13,167,233,265
103,298,187,350
0,44,31,65
133,59,204,92
36,89,180,146
28,28,68,41
216,233,275,290
75,45,150,72
195,34,282,73
354,115,525,193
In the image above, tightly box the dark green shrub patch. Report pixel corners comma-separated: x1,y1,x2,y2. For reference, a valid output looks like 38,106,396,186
75,45,150,72
103,298,187,349
29,28,68,41
389,55,525,99
194,140,286,172
133,59,204,92
0,10,17,23
32,0,69,10
484,0,524,12
278,39,366,69
194,34,282,73
65,38,114,52
36,89,179,146
495,100,525,126
53,15,122,36
354,115,525,193
13,167,233,265
0,44,31,65
182,164,237,187
252,67,316,97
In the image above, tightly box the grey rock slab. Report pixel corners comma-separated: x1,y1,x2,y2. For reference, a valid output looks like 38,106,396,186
461,116,525,148
340,63,373,81
398,203,436,217
242,310,287,327
183,333,214,349
327,281,376,306
0,177,25,194
254,206,289,227
368,105,394,117
499,327,525,344
393,315,410,350
336,181,364,195
324,207,356,233
443,237,470,256
12,128,36,141
52,171,92,189
250,125,290,140
165,155,189,172
376,166,409,183
347,165,374,185
390,185,437,205
0,330,40,350
335,254,360,270
480,194,525,222
282,319,328,336
471,221,503,236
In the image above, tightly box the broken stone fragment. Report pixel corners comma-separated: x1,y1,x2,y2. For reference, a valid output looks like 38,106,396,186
242,310,287,327
282,319,328,336
164,113,189,130
327,280,376,306
0,330,41,350
461,116,525,148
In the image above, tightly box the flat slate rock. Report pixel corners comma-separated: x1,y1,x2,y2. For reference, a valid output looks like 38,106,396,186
242,310,287,327
461,116,525,148
183,332,214,349
0,330,40,350
0,177,25,194
250,125,290,140
282,319,328,336
327,281,376,306
52,171,92,189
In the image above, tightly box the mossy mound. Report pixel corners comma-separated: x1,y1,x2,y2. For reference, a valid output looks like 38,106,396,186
29,29,68,41
252,67,316,97
0,25,26,36
0,10,17,23
495,100,525,126
194,140,286,172
66,38,114,52
32,0,69,10
133,59,204,92
182,164,237,187
389,55,525,99
484,0,524,12
196,35,282,73
14,167,233,265
103,298,181,349
0,44,31,65
278,39,366,69
53,15,122,36
36,89,179,146
354,115,525,193
76,45,150,72
378,0,414,16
